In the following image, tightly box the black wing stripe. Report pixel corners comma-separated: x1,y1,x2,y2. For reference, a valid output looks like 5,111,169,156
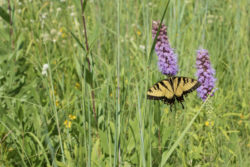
159,81,171,91
183,78,187,84
177,77,181,88
156,83,160,90
147,95,165,100
148,88,152,92
169,78,174,91
183,82,201,94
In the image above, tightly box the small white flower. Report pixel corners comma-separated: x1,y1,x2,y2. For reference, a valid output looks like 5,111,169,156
43,64,49,70
60,0,66,2
41,33,50,42
42,70,47,76
68,5,74,9
41,13,47,19
50,29,57,35
70,12,75,17
57,8,61,12
139,45,145,50
57,31,62,36
42,64,49,76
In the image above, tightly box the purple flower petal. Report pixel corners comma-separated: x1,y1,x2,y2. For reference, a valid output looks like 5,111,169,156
196,49,217,101
152,21,178,76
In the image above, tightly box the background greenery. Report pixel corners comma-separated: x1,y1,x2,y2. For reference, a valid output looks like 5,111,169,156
0,0,249,166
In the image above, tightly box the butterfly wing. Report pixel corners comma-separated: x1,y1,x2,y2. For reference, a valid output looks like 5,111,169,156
173,77,200,101
147,79,175,104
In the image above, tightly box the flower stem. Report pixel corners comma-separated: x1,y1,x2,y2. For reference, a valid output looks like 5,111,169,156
80,0,97,122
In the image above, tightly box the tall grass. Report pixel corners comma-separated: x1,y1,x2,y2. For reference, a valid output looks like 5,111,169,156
0,0,249,166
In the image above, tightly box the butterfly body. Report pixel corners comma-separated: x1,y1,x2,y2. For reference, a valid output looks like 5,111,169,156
147,76,200,111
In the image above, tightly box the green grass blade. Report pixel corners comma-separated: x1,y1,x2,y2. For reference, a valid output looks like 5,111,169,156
70,31,86,52
137,85,146,167
114,0,121,166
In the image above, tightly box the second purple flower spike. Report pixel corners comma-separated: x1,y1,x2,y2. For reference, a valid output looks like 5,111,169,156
196,49,217,101
152,21,178,76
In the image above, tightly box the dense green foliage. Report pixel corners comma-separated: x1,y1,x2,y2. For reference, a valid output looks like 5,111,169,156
0,0,249,166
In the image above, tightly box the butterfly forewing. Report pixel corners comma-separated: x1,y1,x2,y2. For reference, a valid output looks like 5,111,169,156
161,80,174,99
182,77,200,94
147,79,174,100
171,77,181,97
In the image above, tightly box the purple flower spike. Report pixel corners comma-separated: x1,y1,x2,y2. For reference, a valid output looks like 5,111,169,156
152,21,178,76
196,49,217,101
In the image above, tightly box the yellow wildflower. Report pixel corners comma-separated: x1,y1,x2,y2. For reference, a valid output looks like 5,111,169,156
62,33,66,38
59,28,66,38
247,143,250,147
137,31,141,36
69,114,76,120
56,100,60,107
59,28,63,33
205,121,209,126
110,93,113,97
64,120,72,128
238,120,242,125
75,82,80,89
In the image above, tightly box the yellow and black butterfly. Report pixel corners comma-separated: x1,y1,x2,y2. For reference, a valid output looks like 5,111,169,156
147,76,200,111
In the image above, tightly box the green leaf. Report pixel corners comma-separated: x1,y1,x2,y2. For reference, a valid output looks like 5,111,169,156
91,138,101,165
83,65,93,87
70,31,86,51
17,106,24,122
0,6,11,24
73,54,93,86
81,0,88,14
3,115,19,130
99,130,109,154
